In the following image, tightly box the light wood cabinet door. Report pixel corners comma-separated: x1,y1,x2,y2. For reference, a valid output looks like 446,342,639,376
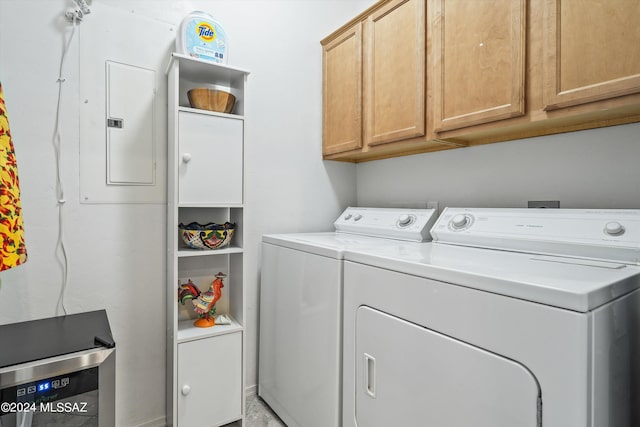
543,0,640,111
364,0,425,146
431,0,526,132
322,22,363,156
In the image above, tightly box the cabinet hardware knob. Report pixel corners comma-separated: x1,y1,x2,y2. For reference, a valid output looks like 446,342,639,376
182,153,192,163
181,385,191,396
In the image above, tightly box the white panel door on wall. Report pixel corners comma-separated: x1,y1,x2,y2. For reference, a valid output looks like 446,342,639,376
79,2,174,203
355,306,540,427
105,61,155,185
178,112,243,205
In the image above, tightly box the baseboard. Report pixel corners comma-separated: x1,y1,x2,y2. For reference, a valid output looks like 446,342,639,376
132,415,167,427
131,387,257,427
246,383,258,397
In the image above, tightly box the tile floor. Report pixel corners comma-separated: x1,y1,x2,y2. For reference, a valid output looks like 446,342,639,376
245,394,286,427
0,393,283,427
222,394,286,427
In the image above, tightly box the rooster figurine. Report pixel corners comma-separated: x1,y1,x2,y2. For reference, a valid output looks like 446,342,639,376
178,279,200,305
191,272,226,328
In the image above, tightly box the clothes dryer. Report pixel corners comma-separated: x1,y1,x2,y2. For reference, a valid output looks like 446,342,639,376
259,207,438,427
342,208,640,427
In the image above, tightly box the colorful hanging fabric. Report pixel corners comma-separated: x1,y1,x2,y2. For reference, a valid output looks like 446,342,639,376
0,82,27,271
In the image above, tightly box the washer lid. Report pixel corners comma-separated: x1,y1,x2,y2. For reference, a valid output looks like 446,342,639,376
263,232,398,259
431,208,640,265
262,207,438,258
344,242,640,312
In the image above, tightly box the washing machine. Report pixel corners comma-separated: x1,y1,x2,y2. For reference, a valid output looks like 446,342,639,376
342,208,640,427
258,207,439,427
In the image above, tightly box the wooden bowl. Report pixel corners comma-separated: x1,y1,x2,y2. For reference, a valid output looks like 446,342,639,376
187,88,236,113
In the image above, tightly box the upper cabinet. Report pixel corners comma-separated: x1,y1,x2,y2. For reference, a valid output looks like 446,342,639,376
364,0,425,145
321,0,459,162
433,0,640,145
322,0,640,162
431,0,526,131
322,22,363,156
542,0,640,111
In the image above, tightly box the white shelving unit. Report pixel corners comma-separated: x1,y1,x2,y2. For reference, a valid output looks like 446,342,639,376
167,53,249,427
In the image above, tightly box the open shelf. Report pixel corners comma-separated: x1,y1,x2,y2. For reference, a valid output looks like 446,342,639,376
169,53,250,116
177,246,243,258
178,106,244,120
177,316,243,343
178,203,244,209
169,53,250,80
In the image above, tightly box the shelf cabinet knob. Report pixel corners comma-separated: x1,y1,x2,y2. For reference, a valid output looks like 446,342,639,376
181,385,191,396
182,153,192,163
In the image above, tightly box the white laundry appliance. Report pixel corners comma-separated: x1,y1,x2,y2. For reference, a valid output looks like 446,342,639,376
259,207,439,427
342,208,640,427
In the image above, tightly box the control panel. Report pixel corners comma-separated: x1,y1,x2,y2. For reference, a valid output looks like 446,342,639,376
334,207,438,242
431,208,640,264
0,367,97,413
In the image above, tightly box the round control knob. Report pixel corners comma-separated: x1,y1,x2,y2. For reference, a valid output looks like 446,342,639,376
354,214,362,221
604,221,625,236
398,214,413,227
182,153,192,163
344,214,353,220
181,385,191,396
451,214,471,230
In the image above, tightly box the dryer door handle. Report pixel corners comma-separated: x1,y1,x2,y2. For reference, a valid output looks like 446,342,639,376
364,353,376,398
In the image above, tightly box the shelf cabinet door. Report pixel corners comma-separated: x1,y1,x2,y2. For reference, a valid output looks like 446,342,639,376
178,112,243,205
431,0,526,132
364,0,425,146
322,22,363,156
542,0,640,111
177,333,242,427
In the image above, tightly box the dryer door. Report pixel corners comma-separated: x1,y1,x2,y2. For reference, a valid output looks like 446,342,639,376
355,306,541,427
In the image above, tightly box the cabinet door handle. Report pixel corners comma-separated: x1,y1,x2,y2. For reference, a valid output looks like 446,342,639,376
182,153,192,163
181,385,191,396
364,353,376,398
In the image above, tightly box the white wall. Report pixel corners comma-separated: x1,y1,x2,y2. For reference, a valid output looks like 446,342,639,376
0,0,367,425
356,123,640,210
2,1,638,426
